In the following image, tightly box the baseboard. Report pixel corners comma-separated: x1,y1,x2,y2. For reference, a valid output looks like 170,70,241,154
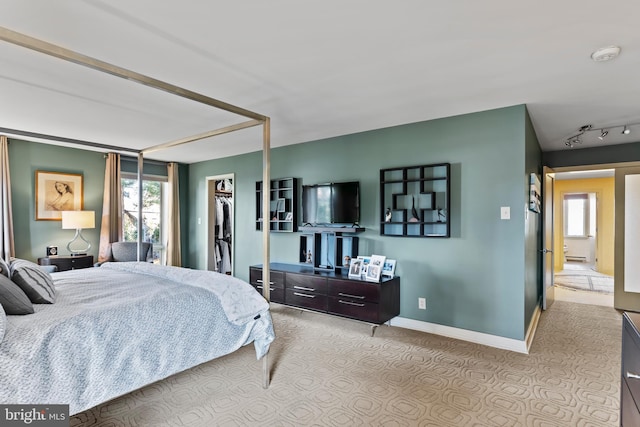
390,316,531,354
524,304,542,353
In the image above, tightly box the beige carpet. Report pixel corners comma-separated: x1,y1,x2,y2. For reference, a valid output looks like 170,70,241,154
71,301,622,426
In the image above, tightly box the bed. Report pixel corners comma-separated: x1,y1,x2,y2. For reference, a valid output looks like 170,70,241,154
0,262,274,415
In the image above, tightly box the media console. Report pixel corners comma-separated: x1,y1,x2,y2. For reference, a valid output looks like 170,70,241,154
250,262,400,335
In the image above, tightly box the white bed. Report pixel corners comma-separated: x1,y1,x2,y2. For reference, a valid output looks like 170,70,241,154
0,262,274,415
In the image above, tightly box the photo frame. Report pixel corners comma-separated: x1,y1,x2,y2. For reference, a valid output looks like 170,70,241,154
356,256,371,277
35,171,83,221
348,259,363,278
285,212,293,221
382,259,397,277
529,173,541,213
365,254,386,282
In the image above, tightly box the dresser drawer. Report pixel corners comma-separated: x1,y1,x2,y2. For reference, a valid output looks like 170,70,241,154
253,284,285,303
622,376,640,427
328,296,379,323
328,278,379,303
249,268,285,288
285,288,327,312
623,325,640,403
286,272,327,294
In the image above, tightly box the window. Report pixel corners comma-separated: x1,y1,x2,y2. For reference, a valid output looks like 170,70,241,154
564,193,594,238
121,174,168,264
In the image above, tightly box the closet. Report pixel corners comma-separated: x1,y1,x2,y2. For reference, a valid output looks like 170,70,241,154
206,174,234,274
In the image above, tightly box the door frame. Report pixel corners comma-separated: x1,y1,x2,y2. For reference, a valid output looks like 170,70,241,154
205,173,235,274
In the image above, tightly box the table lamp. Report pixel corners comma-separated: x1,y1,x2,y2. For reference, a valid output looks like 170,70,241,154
61,210,95,255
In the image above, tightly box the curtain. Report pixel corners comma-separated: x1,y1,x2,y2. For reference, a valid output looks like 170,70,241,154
98,153,122,262
0,135,14,262
166,162,182,266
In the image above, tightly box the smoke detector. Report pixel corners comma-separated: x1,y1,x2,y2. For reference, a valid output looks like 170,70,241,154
591,46,621,62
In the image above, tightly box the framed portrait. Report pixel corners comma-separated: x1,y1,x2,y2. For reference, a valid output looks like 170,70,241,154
529,173,541,213
382,259,397,277
35,171,83,220
348,259,363,278
285,212,293,221
370,254,386,268
365,263,382,282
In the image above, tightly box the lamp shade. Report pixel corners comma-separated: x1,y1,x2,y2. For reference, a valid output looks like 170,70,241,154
61,211,95,230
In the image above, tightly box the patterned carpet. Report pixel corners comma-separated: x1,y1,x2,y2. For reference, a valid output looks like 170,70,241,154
71,301,622,426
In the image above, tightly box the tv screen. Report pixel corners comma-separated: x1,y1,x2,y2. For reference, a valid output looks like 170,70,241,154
302,181,360,225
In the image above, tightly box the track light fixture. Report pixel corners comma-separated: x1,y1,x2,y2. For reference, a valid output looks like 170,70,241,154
564,122,638,148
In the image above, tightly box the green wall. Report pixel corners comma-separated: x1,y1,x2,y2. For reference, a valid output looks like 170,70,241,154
189,105,536,340
8,140,105,261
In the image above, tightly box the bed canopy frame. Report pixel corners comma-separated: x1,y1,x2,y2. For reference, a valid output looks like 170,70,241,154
0,26,273,387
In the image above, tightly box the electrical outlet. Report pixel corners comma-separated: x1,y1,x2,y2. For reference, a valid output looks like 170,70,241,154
418,297,426,310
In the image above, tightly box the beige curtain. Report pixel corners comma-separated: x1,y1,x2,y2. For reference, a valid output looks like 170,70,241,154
98,153,122,262
166,162,182,266
0,136,15,262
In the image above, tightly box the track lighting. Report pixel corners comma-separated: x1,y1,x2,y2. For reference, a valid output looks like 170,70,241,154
563,122,638,147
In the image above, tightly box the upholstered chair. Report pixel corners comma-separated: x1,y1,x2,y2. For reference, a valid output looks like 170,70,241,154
95,242,153,266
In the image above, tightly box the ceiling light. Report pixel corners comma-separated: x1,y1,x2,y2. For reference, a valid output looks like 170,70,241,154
598,130,608,140
622,126,631,135
591,45,621,62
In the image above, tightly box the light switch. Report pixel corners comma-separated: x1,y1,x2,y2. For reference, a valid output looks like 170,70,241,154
500,206,510,220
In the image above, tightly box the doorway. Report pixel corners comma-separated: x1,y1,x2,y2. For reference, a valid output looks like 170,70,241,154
205,174,234,275
551,169,614,307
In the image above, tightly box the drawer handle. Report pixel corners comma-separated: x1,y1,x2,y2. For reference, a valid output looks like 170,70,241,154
338,292,365,300
256,285,275,291
627,372,640,380
293,292,315,298
294,286,315,292
339,299,365,307
256,279,274,285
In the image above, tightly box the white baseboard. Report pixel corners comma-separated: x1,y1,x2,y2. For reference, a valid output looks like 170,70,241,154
390,309,541,354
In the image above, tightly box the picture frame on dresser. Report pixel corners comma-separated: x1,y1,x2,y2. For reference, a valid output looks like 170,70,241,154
382,259,396,277
348,259,363,278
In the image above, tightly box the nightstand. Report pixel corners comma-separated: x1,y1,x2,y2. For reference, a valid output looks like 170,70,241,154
38,255,94,272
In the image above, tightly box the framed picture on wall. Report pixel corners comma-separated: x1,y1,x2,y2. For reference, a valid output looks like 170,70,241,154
35,171,83,220
529,173,541,213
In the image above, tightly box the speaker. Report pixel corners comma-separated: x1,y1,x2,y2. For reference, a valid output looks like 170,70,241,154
46,246,58,256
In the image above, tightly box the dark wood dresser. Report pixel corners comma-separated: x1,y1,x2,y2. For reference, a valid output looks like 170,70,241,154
250,263,400,335
38,255,94,272
621,312,640,426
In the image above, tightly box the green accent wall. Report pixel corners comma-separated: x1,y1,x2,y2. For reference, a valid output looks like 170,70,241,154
8,139,106,261
188,105,539,341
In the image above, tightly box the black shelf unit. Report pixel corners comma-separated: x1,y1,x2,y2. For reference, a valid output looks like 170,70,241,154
380,163,450,237
255,177,298,232
299,227,364,274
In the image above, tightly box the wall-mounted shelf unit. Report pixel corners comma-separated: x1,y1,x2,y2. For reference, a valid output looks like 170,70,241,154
380,163,450,237
298,227,364,274
256,177,298,232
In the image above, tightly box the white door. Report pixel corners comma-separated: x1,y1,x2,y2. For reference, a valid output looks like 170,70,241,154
543,166,555,310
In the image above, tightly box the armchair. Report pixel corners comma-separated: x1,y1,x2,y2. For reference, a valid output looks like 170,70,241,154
96,242,154,266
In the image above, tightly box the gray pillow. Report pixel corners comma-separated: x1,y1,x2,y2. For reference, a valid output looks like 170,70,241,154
0,304,5,344
10,258,56,304
0,257,9,278
0,274,35,315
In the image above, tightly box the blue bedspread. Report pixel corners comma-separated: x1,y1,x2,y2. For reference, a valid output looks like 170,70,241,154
0,262,274,415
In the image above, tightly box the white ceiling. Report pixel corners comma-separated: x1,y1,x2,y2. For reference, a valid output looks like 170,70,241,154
1,0,639,163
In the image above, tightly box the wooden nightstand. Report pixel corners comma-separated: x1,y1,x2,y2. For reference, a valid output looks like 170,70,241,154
38,255,94,272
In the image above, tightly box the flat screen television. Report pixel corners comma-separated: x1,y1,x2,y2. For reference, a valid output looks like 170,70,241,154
302,181,360,225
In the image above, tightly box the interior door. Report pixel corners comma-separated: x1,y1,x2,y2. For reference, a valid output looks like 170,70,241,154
614,165,640,311
542,166,555,310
